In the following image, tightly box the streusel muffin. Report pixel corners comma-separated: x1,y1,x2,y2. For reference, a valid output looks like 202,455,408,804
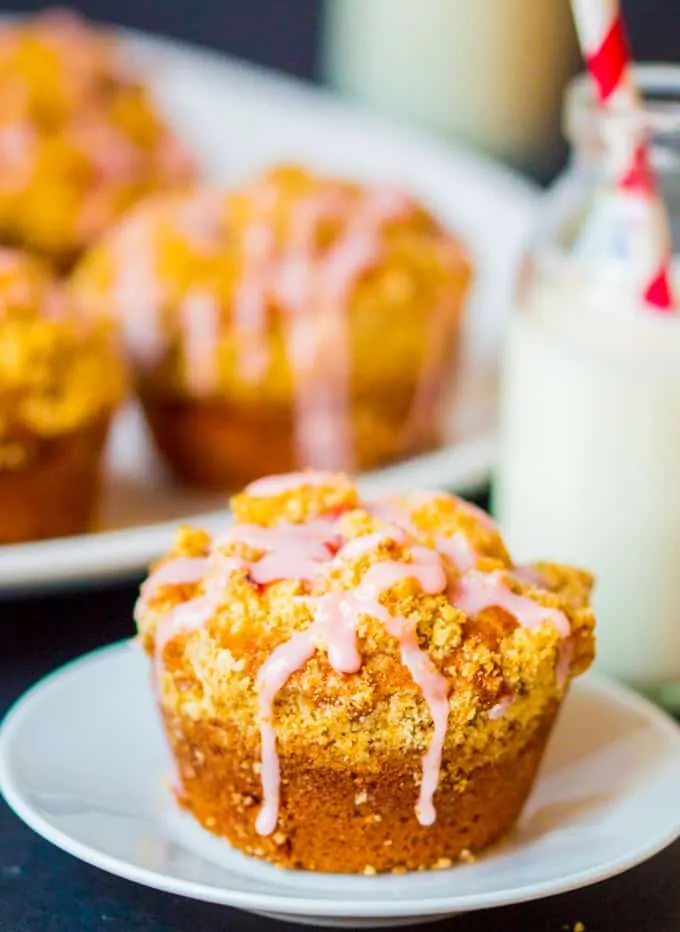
73,164,472,487
0,248,126,542
136,471,596,873
0,8,194,266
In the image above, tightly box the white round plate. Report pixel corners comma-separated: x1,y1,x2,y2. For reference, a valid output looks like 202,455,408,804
1,642,679,928
0,28,538,596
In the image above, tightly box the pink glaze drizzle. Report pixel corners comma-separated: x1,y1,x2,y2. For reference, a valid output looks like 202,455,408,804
245,471,342,497
217,518,340,584
453,571,571,638
179,290,221,396
254,545,449,835
436,532,477,574
136,556,208,616
488,696,513,720
146,555,245,687
231,184,278,380
175,193,223,253
232,183,417,471
112,216,165,367
339,526,407,559
510,565,547,588
143,475,573,836
0,124,35,190
556,638,574,690
111,197,221,379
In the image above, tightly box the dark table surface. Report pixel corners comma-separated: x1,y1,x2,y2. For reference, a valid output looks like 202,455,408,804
3,2,680,931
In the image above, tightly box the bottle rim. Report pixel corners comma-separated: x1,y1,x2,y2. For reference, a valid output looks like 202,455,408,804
564,64,680,143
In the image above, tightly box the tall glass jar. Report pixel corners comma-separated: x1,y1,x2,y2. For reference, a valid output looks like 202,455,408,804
494,67,680,711
321,0,579,179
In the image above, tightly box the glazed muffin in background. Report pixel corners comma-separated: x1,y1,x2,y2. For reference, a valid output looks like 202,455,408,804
72,164,472,487
136,471,596,874
0,248,126,543
0,8,195,266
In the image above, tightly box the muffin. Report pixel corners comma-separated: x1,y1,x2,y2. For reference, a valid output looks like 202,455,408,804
72,164,472,487
0,248,126,543
0,8,195,266
135,471,596,873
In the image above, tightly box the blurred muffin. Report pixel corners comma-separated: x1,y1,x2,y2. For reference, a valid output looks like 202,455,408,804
0,8,195,266
72,164,472,487
0,248,126,543
136,472,596,873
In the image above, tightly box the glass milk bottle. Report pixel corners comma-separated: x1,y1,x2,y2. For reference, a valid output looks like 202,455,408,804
321,0,580,178
495,67,680,710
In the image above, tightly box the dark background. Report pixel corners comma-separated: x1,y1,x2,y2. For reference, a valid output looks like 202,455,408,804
2,0,679,86
2,3,680,932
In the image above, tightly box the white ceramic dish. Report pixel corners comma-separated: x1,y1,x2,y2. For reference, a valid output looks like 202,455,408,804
2,641,679,928
0,29,538,595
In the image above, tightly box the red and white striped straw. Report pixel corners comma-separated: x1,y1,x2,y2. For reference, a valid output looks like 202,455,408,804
570,0,675,311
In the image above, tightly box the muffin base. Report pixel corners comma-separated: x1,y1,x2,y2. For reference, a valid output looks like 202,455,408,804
0,417,111,544
164,703,558,873
140,388,446,490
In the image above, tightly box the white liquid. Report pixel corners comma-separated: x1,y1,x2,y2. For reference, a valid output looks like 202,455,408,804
495,281,680,689
321,0,580,175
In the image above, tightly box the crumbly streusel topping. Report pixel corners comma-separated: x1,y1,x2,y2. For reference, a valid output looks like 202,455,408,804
0,249,126,456
137,472,596,777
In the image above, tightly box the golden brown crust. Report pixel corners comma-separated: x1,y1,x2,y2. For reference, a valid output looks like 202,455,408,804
0,249,126,444
73,165,469,483
169,702,558,873
136,477,596,872
137,372,450,488
74,167,469,402
0,415,110,543
0,10,195,263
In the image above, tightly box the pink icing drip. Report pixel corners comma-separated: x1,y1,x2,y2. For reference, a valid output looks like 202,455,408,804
175,194,223,252
0,124,34,168
135,556,208,617
556,638,574,689
437,532,477,574
398,293,458,451
255,626,318,836
382,613,449,826
232,191,277,380
141,554,242,797
0,249,22,273
361,186,415,223
339,526,407,559
457,500,500,535
276,189,357,471
150,555,244,685
245,470,341,497
179,290,221,396
511,565,547,588
155,132,196,184
293,226,379,471
72,117,142,181
453,571,571,638
255,547,449,835
488,696,513,720
218,518,340,584
144,489,571,834
232,182,417,471
113,217,165,367
0,124,36,193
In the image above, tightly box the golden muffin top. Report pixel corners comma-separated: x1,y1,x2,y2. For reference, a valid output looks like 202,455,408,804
72,164,472,403
0,249,126,460
0,8,117,128
136,472,595,797
0,9,195,263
